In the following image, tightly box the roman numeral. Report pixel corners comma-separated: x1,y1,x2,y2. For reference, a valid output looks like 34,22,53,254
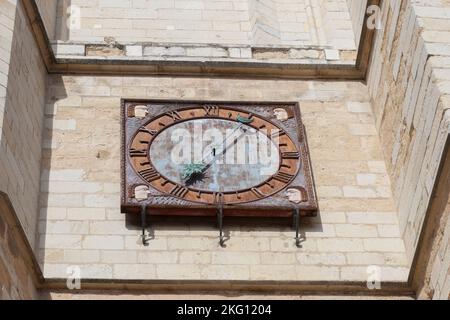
264,181,275,189
129,148,148,158
138,168,160,182
165,111,182,122
139,127,157,136
251,188,265,199
273,172,295,183
169,185,189,198
282,152,300,159
203,106,220,116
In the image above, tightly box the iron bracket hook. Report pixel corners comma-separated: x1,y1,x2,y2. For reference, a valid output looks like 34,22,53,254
216,205,225,247
293,207,301,248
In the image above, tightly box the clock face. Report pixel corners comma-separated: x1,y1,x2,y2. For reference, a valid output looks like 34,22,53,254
127,106,301,205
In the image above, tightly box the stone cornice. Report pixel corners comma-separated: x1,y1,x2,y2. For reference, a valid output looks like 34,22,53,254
21,0,381,80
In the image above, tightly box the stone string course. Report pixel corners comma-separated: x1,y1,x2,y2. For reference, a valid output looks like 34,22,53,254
39,76,409,283
51,41,356,65
367,0,450,299
0,195,39,300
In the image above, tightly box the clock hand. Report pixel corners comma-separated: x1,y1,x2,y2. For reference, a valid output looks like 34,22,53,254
200,126,254,177
182,114,254,181
201,122,244,164
182,126,248,182
200,113,254,164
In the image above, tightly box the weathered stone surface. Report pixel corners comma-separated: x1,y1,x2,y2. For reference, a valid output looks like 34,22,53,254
86,45,125,57
0,195,39,300
253,49,290,60
366,0,450,299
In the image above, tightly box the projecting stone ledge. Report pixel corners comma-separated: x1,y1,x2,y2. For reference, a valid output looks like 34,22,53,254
50,40,357,65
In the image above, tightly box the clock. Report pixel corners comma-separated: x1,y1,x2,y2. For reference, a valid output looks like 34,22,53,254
121,100,318,246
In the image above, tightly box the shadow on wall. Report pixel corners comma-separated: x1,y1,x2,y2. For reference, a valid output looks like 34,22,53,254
38,74,67,274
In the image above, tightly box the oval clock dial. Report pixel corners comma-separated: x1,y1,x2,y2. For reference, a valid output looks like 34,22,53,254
150,118,280,192
128,106,301,205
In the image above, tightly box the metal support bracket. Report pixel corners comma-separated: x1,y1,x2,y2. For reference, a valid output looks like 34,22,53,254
141,205,148,246
293,208,301,248
216,205,225,247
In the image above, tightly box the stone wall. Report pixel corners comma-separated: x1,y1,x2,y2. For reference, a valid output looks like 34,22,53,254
432,198,450,299
423,150,450,300
367,0,450,299
0,0,42,301
0,0,47,249
38,76,409,284
0,193,40,300
52,0,355,48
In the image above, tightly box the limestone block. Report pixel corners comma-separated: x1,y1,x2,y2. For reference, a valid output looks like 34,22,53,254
363,239,406,253
296,253,346,265
143,46,186,57
126,45,143,57
86,45,125,57
317,239,364,252
102,251,137,264
186,47,228,58
295,266,340,281
179,252,211,264
335,224,378,238
67,208,106,221
211,252,260,265
325,49,340,61
201,265,250,280
114,264,156,279
53,44,85,56
157,265,201,280
82,236,124,250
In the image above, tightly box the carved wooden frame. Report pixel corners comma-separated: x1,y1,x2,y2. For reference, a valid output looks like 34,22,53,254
121,99,318,218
